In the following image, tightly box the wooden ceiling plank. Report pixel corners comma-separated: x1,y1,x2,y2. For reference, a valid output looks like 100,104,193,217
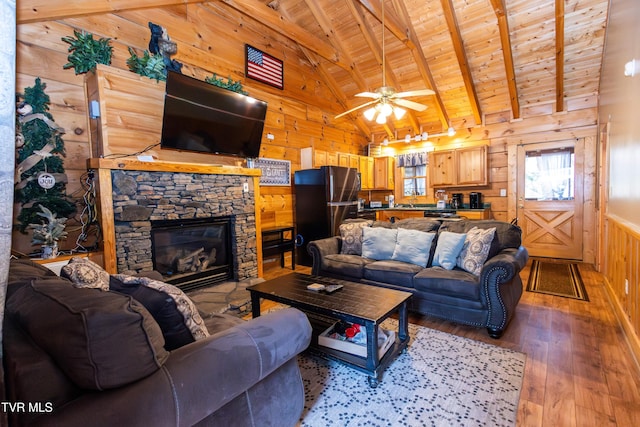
392,0,450,130
490,0,520,119
555,0,565,112
356,0,415,50
17,0,201,24
440,0,482,125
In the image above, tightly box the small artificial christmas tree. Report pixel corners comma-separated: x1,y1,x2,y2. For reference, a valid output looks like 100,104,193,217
15,78,76,236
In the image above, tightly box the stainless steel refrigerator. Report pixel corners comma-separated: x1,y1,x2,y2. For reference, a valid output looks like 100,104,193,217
294,166,361,266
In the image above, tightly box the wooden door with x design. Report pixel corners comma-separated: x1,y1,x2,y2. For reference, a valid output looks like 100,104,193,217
516,139,584,260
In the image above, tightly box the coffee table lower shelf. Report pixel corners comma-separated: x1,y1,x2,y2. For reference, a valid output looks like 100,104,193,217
305,314,409,388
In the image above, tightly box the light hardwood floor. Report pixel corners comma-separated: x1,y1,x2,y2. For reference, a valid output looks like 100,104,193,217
262,259,640,426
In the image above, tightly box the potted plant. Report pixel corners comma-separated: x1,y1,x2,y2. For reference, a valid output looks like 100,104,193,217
28,205,68,259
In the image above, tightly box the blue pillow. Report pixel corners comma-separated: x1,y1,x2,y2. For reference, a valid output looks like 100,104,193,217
361,227,398,260
432,231,467,270
391,228,436,267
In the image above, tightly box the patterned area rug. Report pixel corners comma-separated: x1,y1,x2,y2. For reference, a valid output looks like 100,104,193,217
298,320,526,426
526,259,588,301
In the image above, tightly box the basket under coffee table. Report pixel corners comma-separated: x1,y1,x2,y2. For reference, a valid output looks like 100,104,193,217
247,273,411,387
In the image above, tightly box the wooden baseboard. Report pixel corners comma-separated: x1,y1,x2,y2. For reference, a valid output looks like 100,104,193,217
604,277,640,374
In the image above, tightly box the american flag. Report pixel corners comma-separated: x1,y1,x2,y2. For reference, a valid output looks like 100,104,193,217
246,45,284,89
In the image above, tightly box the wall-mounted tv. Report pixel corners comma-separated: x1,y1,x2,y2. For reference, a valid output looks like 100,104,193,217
160,71,268,158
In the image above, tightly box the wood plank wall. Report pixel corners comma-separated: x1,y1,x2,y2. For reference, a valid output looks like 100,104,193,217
604,215,640,366
14,3,599,260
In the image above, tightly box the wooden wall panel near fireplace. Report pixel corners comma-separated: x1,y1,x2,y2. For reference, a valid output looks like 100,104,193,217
88,158,263,279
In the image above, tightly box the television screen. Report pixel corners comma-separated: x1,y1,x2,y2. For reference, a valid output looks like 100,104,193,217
160,71,268,158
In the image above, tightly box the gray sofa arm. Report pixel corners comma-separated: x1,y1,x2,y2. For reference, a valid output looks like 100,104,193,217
478,246,529,338
34,308,312,427
307,236,342,275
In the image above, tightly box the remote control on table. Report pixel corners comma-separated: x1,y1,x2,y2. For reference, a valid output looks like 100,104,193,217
323,284,343,293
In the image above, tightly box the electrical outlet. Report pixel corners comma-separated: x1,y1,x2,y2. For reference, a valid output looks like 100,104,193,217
500,188,507,197
243,182,249,193
625,279,629,295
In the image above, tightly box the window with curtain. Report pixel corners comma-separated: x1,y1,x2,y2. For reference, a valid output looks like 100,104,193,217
403,165,427,196
524,147,575,200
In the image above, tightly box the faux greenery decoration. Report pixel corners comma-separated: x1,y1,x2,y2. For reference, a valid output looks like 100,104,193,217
62,30,113,75
29,205,68,246
126,47,167,81
205,74,248,95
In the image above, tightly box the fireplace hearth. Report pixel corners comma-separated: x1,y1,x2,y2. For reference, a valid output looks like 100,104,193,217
151,217,233,291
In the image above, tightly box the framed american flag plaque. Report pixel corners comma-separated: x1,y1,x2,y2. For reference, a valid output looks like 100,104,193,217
245,45,284,90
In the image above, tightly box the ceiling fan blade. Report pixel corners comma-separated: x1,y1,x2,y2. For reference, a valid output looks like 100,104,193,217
393,89,435,98
392,98,428,112
335,99,379,119
354,92,382,99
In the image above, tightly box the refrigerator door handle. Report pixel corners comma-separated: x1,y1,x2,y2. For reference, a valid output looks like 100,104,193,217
327,201,358,207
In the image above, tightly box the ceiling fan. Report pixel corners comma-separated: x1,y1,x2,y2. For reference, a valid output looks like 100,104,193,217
335,1,435,123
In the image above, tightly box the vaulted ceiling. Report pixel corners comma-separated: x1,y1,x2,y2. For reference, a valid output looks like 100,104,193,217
17,0,610,142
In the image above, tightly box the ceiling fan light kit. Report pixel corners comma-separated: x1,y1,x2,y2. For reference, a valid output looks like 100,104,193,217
335,0,434,123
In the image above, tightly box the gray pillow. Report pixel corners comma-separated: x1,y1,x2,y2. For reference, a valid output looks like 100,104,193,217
391,228,435,267
432,231,467,270
361,227,398,260
60,257,110,291
456,227,496,276
339,220,372,255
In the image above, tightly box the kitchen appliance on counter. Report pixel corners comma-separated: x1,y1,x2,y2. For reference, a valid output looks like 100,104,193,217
294,166,360,266
451,193,464,209
470,192,483,209
435,189,447,209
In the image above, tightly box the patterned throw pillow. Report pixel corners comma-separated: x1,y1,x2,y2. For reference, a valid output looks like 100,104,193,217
61,257,110,291
456,227,497,276
110,274,209,342
340,220,372,255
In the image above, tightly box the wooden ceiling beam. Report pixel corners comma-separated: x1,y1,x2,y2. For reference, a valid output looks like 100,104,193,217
555,0,565,112
489,0,520,119
440,0,482,125
356,0,415,50
17,0,202,24
391,0,450,130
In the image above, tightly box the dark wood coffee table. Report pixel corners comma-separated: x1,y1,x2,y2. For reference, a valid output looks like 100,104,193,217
247,273,411,387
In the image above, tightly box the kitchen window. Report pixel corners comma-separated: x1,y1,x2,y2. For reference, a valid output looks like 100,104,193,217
403,165,427,197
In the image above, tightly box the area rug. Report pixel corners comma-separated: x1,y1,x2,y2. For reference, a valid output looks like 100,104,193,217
298,320,526,426
526,259,588,301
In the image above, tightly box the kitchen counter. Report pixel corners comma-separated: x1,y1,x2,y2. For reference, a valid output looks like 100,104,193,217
361,204,492,221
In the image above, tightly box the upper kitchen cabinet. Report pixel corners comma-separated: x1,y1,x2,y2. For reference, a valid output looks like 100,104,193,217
359,156,374,190
374,156,395,190
429,145,488,188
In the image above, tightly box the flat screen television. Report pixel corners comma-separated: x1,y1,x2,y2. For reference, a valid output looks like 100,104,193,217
160,71,268,158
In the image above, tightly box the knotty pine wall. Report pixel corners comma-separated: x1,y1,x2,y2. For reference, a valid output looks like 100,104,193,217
14,3,367,254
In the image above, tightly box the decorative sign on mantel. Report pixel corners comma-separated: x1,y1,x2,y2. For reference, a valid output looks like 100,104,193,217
252,158,291,186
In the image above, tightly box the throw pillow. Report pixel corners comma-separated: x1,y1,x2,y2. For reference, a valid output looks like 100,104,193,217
432,231,467,270
457,227,497,276
60,257,110,291
7,280,169,390
361,227,398,260
391,228,436,267
340,220,372,255
111,274,209,342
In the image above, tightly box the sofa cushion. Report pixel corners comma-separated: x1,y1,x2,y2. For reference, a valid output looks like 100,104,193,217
392,218,441,233
413,267,480,300
456,227,496,276
7,280,169,390
339,220,372,255
432,231,467,270
60,257,110,291
111,274,209,344
439,220,522,259
361,227,398,260
391,228,436,267
323,254,374,279
110,275,198,350
364,260,423,288
8,258,58,282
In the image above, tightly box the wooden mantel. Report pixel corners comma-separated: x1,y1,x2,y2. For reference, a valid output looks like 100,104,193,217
87,158,263,277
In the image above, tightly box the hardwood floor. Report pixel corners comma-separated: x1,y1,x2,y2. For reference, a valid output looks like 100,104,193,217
262,259,640,426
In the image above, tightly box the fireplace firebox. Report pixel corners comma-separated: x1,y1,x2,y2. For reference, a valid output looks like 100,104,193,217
151,217,233,291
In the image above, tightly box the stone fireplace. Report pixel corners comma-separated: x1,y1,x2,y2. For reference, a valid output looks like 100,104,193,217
90,159,263,287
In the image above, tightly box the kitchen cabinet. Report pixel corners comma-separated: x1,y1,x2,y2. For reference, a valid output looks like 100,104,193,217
457,209,492,220
376,210,424,221
429,145,488,187
300,147,327,168
327,151,339,166
359,156,374,190
338,153,350,167
374,156,395,190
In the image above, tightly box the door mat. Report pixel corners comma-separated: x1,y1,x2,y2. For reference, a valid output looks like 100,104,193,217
526,259,589,301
